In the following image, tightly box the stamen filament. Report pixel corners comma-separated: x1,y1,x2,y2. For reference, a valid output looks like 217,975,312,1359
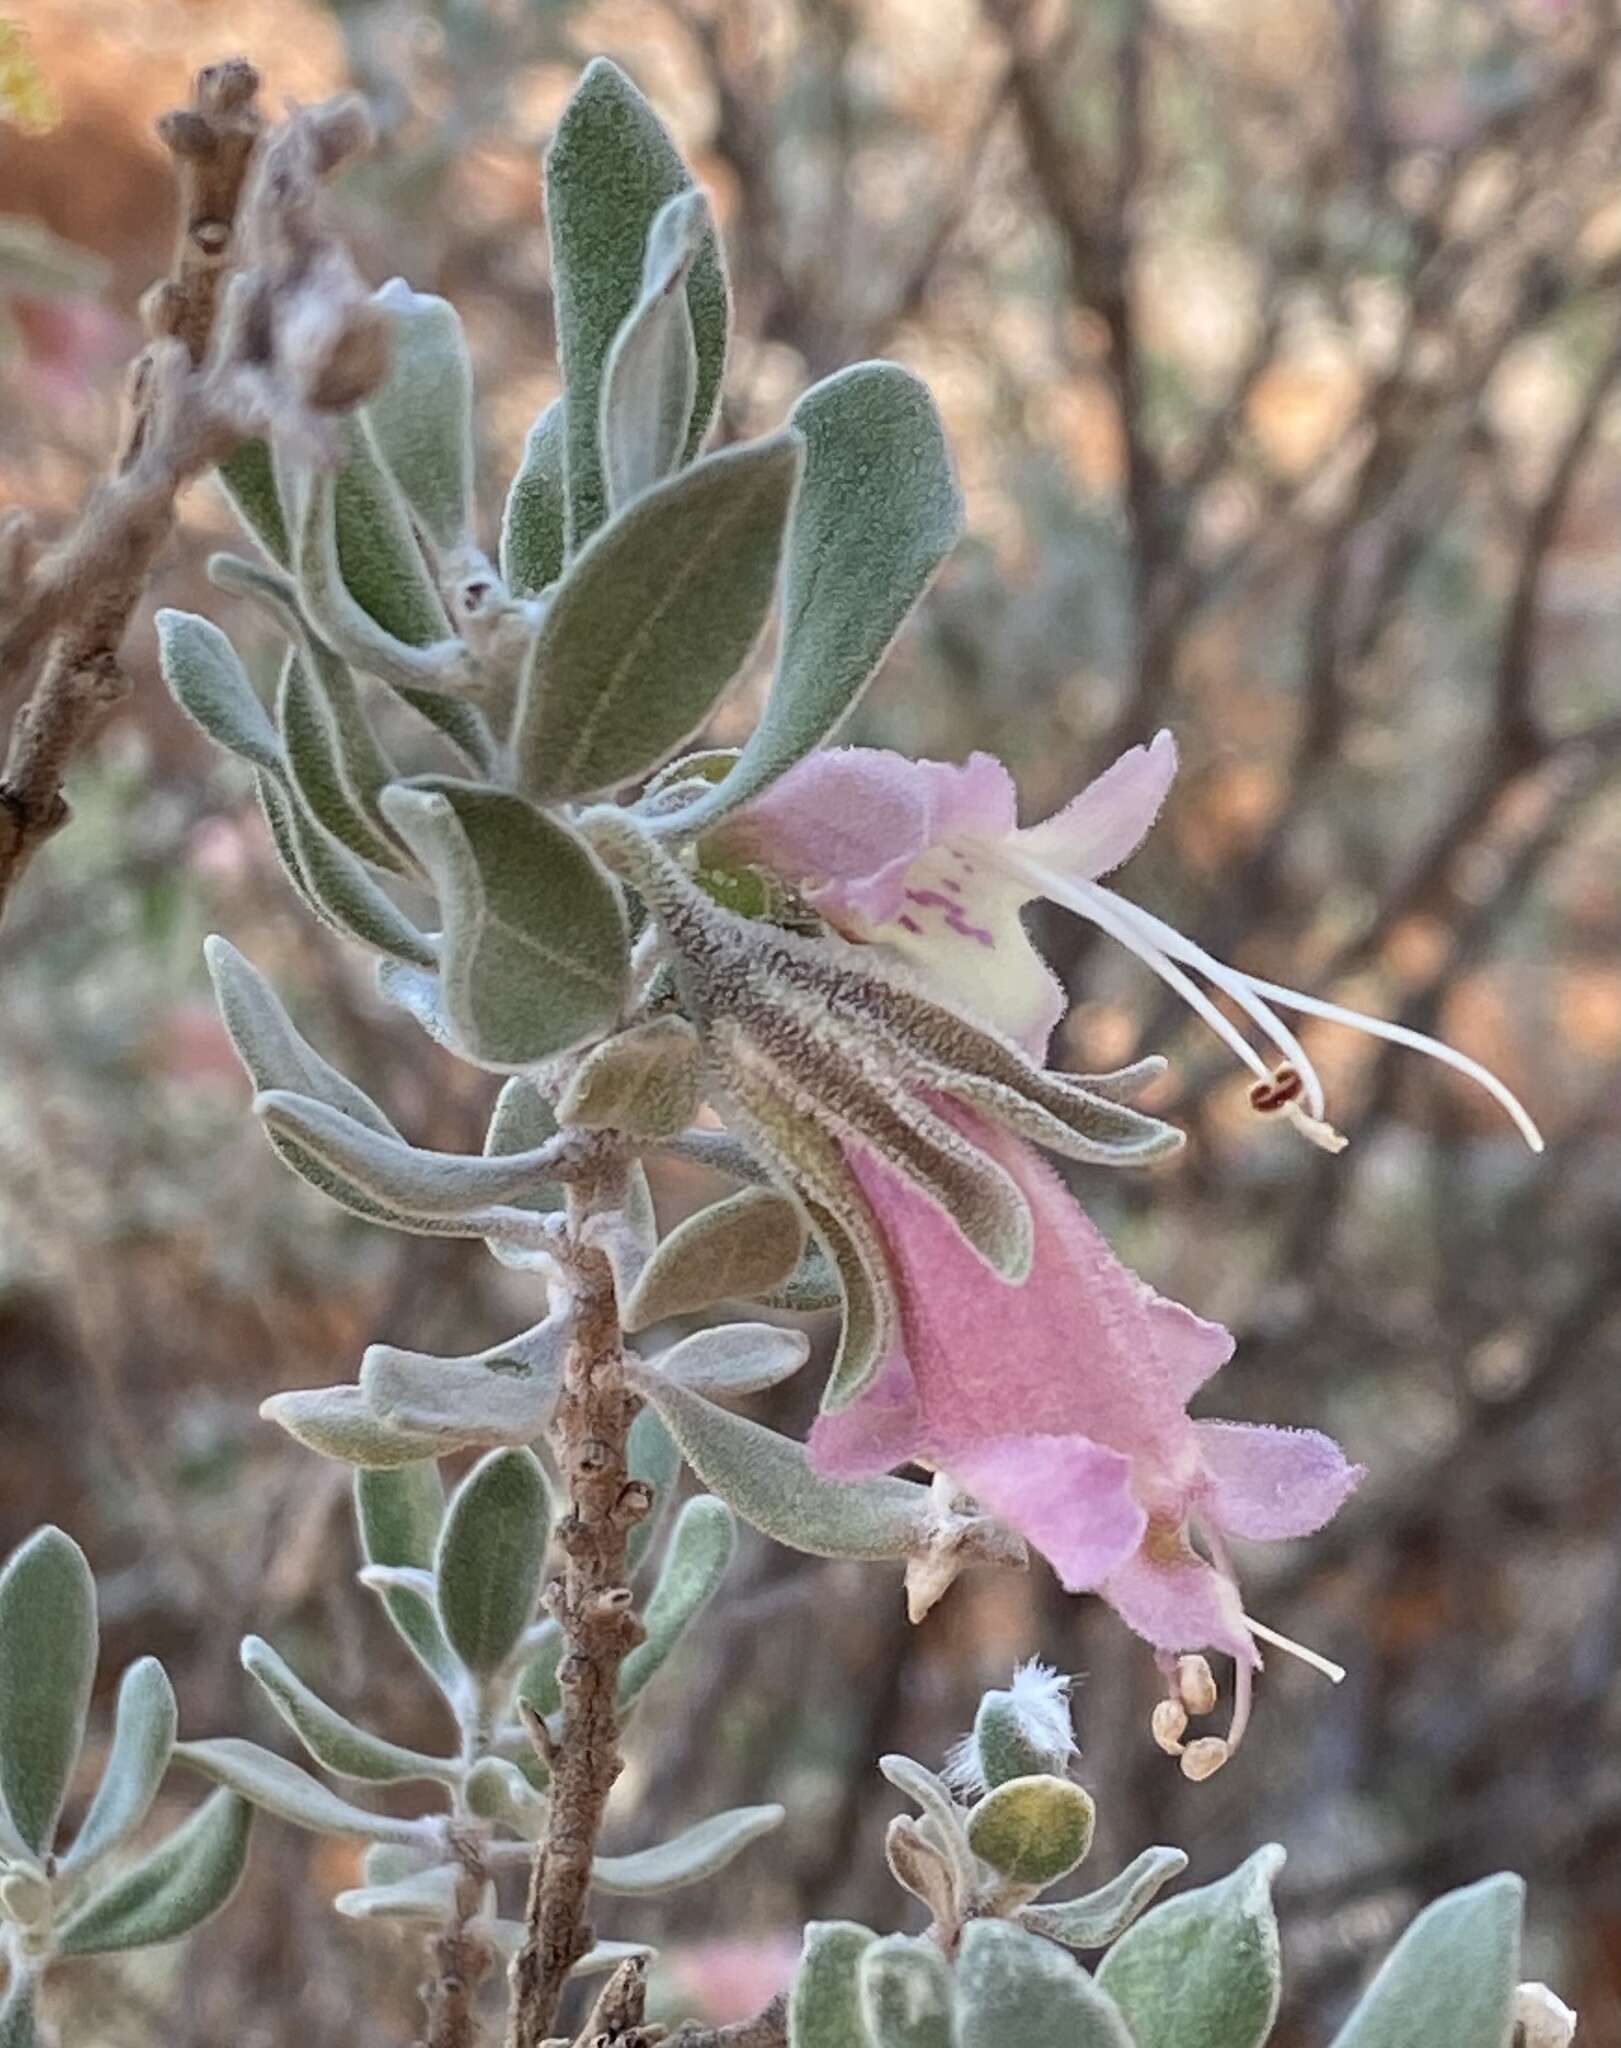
1243,1614,1347,1684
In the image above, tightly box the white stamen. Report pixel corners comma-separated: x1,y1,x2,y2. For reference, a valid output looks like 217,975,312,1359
1243,1613,1347,1685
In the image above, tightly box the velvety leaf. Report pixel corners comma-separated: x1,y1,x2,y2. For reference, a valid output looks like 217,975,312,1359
361,1315,570,1448
956,1920,1134,2048
355,1465,458,1694
253,1089,565,1219
1020,1847,1189,1950
617,1496,734,1708
600,190,705,511
216,439,289,563
622,1360,933,1558
434,1450,553,1676
876,1756,976,1902
0,1526,96,1854
510,431,800,802
240,1636,454,1785
858,1935,955,2048
366,280,475,554
623,1187,806,1331
262,1385,469,1467
592,1802,781,1895
279,784,440,970
790,1922,876,2048
501,399,567,597
55,1790,252,1955
0,1972,35,2048
651,1323,812,1397
59,1657,176,1876
545,56,729,548
1096,1843,1285,2048
1328,1873,1524,2048
657,362,961,832
381,778,629,1068
558,1013,703,1138
464,1755,546,1831
514,1621,565,1724
334,1863,459,1922
157,608,282,772
173,1739,436,1845
277,646,408,875
965,1775,1095,1889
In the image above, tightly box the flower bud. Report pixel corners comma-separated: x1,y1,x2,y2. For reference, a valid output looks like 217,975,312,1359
1150,1699,1188,1754
967,1661,1077,1789
1174,1653,1218,1717
1179,1736,1230,1782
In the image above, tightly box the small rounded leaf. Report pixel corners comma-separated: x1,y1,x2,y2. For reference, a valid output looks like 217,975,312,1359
0,1526,97,1855
790,1921,876,2048
60,1657,177,1875
858,1935,954,2048
558,1014,703,1138
966,1775,1095,1890
434,1449,553,1676
956,1920,1134,2048
622,1186,806,1331
56,1790,252,1955
157,609,282,772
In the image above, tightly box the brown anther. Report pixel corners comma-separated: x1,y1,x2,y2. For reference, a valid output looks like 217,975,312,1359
1150,1699,1188,1755
1249,1063,1305,1114
1175,1653,1218,1717
1179,1736,1230,1782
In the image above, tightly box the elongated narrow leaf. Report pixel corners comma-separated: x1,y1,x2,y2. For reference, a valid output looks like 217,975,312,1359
653,1323,811,1397
356,1466,458,1693
1096,1844,1285,2048
376,957,460,1051
254,1090,565,1219
618,1496,734,1708
262,1385,465,1468
1328,1873,1523,2048
660,363,962,833
1020,1847,1189,1951
382,778,629,1068
278,648,409,875
280,784,439,970
60,1657,176,1875
877,1756,976,1903
859,1936,954,2048
435,1450,552,1676
174,1738,436,1845
157,609,282,773
623,1186,805,1331
601,191,705,511
361,1315,570,1447
623,1360,932,1559
956,1920,1134,2048
217,439,289,562
56,1790,252,1956
546,57,729,548
791,1922,876,2048
511,431,800,802
593,1803,780,1896
366,281,475,554
502,400,567,597
0,1526,96,1854
241,1637,454,1785
334,1862,460,1922
485,1075,561,1201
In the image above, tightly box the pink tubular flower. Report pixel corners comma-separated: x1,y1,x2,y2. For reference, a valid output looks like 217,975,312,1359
810,1105,1363,1667
721,734,1543,1152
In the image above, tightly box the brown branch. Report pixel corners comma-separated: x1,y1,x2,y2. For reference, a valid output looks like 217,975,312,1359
506,1150,648,2048
670,1995,790,2048
423,1835,496,2048
0,61,388,920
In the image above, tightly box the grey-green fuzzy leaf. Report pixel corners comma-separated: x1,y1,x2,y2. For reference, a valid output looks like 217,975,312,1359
557,1013,703,1139
382,778,629,1069
0,1526,96,1855
965,1775,1095,1890
622,1360,933,1559
240,1636,454,1785
334,1862,460,1923
361,1315,570,1448
1328,1872,1523,2048
956,1920,1134,2048
651,1323,811,1397
623,1186,805,1331
173,1739,436,1844
280,786,440,970
434,1450,553,1676
545,57,729,549
790,1922,876,2048
658,362,961,833
600,189,705,511
366,281,475,553
1020,1846,1189,1950
56,1790,252,1955
502,400,567,598
157,608,282,773
277,646,409,876
355,1465,458,1694
216,439,289,562
59,1657,176,1876
625,1404,681,1576
593,1802,780,1896
261,1385,471,1468
1096,1843,1285,2048
858,1935,955,2048
510,430,800,802
617,1496,734,1708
